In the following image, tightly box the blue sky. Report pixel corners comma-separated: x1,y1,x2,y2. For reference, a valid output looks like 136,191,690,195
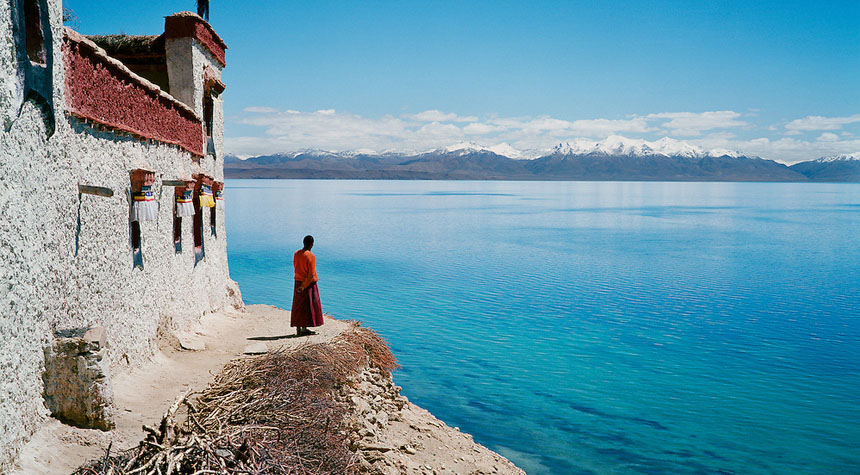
66,0,860,162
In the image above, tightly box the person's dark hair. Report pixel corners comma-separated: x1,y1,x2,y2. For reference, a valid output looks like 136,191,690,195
303,235,314,249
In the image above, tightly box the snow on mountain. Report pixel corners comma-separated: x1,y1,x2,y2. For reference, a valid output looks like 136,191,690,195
341,148,381,157
442,141,484,154
814,153,860,163
486,143,523,159
237,136,752,161
550,135,743,159
427,141,519,158
287,149,334,158
551,138,604,156
281,148,383,158
439,141,506,156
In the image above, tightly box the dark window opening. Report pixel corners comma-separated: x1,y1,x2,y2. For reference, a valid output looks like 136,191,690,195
24,0,46,64
193,199,205,264
203,94,214,137
173,212,182,254
209,207,217,237
130,220,143,270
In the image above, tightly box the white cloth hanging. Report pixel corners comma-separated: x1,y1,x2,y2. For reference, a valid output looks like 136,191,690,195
131,186,157,222
176,190,196,217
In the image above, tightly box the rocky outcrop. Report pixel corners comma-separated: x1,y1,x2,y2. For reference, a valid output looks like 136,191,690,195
225,278,245,311
343,367,525,475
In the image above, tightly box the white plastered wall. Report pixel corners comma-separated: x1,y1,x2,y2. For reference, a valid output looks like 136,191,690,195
0,2,234,470
166,33,225,172
0,0,18,128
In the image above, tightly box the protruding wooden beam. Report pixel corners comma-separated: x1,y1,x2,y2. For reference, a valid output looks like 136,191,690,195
78,184,113,197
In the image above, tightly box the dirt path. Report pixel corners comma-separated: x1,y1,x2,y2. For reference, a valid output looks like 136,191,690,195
12,305,351,474
13,305,523,474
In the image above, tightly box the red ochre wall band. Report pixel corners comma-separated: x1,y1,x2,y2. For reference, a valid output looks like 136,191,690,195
165,15,227,66
63,33,204,157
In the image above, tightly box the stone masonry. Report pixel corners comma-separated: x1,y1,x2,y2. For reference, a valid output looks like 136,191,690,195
42,326,115,431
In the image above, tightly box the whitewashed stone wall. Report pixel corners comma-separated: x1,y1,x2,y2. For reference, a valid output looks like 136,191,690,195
166,34,225,168
0,1,236,469
0,0,17,128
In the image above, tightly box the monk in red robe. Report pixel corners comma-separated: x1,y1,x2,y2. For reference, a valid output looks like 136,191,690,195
291,235,324,335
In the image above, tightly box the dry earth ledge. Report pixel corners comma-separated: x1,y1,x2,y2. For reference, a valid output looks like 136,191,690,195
13,304,524,474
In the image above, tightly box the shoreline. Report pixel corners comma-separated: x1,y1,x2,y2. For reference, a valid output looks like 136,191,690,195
13,305,524,474
223,174,860,183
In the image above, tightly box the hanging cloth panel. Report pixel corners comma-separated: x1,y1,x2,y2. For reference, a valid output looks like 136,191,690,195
199,184,216,208
131,186,158,222
176,190,196,217
215,189,225,210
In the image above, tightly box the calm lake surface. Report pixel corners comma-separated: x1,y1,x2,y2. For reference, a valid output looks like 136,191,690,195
226,179,860,474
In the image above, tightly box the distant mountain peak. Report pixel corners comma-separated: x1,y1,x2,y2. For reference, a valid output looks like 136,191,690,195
442,141,486,153
433,141,529,159
814,153,860,163
551,135,743,159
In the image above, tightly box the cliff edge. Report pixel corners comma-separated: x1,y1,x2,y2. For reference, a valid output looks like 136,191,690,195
13,305,524,474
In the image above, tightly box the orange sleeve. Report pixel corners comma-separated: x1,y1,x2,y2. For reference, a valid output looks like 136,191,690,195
293,250,307,281
301,252,318,289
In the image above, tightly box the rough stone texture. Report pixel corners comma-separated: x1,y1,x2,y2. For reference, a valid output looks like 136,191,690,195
226,278,245,311
165,23,224,169
166,37,223,123
64,32,205,157
178,334,206,351
242,342,268,355
0,1,234,470
343,368,526,475
0,0,18,129
42,327,115,431
164,13,227,67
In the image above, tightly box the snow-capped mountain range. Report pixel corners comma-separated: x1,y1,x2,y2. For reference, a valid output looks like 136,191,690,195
549,136,744,159
224,136,859,182
249,136,749,161
422,136,747,159
435,141,538,159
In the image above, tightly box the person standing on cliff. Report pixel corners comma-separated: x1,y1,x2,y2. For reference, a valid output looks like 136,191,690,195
292,235,325,336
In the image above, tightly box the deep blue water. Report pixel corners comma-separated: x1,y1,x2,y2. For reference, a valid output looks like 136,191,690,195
226,179,860,474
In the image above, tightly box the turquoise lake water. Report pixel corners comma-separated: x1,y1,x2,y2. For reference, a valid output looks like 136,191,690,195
225,179,860,474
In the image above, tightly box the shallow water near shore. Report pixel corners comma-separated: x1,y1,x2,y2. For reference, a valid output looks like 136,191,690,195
226,179,860,474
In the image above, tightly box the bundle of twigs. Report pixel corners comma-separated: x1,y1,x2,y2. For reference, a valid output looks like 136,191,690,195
74,324,398,475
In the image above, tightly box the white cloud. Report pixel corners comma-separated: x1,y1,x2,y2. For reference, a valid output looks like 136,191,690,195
646,111,747,136
235,109,412,152
691,133,860,164
243,106,279,113
405,110,478,123
463,122,505,135
569,117,652,136
226,107,860,163
483,116,651,137
785,114,860,131
416,121,464,140
230,108,655,153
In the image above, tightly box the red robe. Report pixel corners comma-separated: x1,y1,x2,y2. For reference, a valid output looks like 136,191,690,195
291,250,324,327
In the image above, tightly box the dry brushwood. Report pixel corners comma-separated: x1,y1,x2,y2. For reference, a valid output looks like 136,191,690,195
74,325,398,475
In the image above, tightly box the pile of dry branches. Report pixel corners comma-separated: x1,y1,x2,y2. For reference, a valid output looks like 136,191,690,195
74,324,398,475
